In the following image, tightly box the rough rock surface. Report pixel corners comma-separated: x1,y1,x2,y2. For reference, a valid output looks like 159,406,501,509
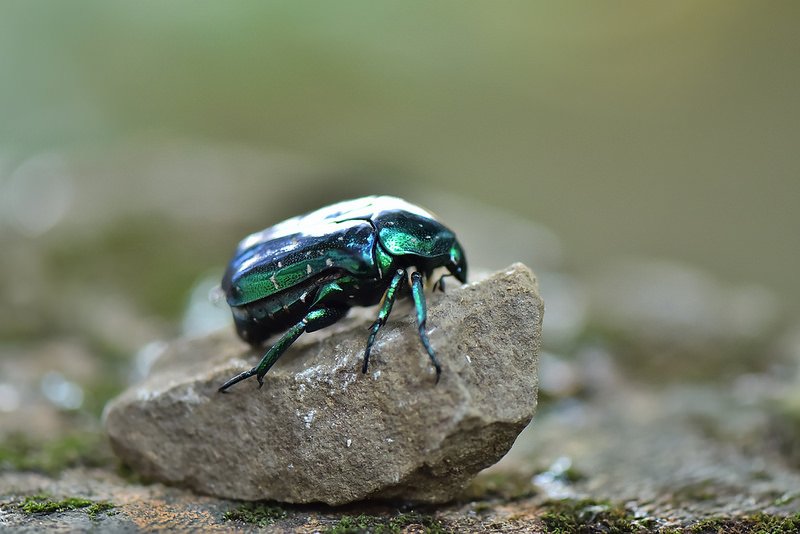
104,263,542,505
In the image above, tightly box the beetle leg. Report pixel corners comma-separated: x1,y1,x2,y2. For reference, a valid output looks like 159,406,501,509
410,271,442,383
363,269,406,374
432,274,451,293
219,306,348,392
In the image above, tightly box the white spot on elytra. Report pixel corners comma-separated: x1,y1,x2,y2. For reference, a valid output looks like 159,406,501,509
277,261,283,268
325,258,333,267
270,273,279,290
300,291,308,302
337,236,344,241
425,235,431,239
306,263,312,274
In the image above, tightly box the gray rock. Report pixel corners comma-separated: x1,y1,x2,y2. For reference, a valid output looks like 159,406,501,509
104,263,542,505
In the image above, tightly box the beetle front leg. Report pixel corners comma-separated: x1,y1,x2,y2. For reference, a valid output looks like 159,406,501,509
219,305,348,392
363,269,406,374
410,271,441,383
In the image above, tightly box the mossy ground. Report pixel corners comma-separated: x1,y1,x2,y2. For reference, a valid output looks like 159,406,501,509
322,512,446,534
221,501,448,533
688,512,800,534
223,502,288,527
19,494,115,518
3,468,800,531
537,499,657,534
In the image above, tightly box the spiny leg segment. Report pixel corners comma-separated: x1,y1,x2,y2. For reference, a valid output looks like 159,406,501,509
218,305,348,392
411,270,442,383
362,268,406,374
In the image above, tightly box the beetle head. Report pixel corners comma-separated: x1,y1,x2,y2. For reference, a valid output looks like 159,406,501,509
447,240,468,284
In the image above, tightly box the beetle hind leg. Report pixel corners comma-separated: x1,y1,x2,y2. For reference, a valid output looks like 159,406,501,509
411,271,442,383
218,305,348,392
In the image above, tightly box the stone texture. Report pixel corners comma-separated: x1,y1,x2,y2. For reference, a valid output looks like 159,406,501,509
104,263,542,505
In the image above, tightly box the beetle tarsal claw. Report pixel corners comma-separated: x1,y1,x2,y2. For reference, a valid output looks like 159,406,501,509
218,368,256,393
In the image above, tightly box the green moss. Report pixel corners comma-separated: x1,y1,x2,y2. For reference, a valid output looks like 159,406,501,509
0,431,114,474
461,471,537,501
689,512,800,534
325,512,446,534
19,495,115,518
539,499,640,534
223,502,288,527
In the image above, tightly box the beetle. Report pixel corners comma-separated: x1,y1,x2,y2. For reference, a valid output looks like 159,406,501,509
218,195,467,392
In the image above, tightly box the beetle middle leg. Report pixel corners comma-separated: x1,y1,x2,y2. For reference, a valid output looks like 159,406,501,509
411,270,442,383
363,268,406,374
219,305,348,392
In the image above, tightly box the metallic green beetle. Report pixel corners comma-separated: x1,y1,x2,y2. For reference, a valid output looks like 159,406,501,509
218,195,468,392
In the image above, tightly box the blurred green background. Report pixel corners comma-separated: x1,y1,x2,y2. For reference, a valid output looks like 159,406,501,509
2,1,798,311
1,2,799,438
